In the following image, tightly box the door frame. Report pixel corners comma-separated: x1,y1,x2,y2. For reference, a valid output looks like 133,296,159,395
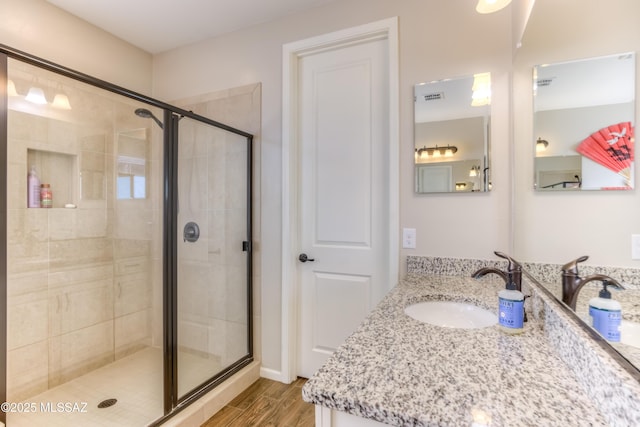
280,17,399,384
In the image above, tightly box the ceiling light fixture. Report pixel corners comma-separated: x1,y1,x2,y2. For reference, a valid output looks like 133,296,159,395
476,0,512,14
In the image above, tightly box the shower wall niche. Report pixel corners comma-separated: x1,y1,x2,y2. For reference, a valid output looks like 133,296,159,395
27,148,77,208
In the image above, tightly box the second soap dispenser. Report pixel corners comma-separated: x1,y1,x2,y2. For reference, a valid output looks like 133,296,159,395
589,280,624,342
498,281,525,334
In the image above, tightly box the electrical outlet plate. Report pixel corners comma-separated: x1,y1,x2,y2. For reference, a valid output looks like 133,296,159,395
632,234,640,260
402,228,416,249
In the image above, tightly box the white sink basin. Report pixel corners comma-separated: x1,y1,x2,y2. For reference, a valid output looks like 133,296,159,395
621,320,640,348
404,301,497,329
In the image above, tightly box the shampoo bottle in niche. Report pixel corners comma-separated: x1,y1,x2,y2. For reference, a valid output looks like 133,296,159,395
40,184,52,208
27,165,41,208
498,281,525,334
589,280,624,342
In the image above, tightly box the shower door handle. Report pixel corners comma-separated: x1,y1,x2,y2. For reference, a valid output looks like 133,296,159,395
298,253,315,263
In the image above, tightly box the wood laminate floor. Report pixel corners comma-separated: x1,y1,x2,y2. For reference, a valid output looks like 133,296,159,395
201,377,315,426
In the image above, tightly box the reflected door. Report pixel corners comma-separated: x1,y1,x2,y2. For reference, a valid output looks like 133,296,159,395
174,115,251,399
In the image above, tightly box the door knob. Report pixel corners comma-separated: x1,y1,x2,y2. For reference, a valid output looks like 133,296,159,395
298,253,315,263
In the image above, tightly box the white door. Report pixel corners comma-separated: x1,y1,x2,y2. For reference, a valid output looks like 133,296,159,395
296,37,390,378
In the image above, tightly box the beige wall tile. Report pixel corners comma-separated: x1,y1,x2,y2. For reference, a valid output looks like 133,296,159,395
225,320,249,366
7,111,48,142
115,273,151,317
113,203,154,240
7,270,47,298
7,290,48,350
49,237,113,271
178,318,209,354
115,309,152,359
226,263,248,324
7,161,26,209
7,209,49,275
80,133,106,153
49,321,114,387
48,262,113,289
7,340,49,401
49,279,114,336
206,264,228,321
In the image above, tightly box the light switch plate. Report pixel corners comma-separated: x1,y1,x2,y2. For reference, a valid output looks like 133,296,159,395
402,228,416,249
632,234,640,260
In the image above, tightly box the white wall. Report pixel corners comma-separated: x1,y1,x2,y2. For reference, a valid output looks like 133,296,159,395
1,0,152,94
513,0,640,267
152,0,513,375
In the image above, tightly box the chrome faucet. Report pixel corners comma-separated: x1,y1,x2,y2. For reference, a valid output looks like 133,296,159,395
561,255,625,310
471,251,522,292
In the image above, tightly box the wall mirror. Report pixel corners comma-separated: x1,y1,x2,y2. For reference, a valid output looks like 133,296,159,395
533,53,636,191
414,73,491,193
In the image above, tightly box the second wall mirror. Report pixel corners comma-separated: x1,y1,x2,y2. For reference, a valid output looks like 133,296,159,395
414,73,491,194
533,53,636,191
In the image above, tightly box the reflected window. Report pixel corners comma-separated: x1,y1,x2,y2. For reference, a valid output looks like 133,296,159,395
117,155,146,199
117,129,148,200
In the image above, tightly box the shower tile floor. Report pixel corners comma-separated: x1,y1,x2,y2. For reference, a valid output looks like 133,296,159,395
7,347,222,426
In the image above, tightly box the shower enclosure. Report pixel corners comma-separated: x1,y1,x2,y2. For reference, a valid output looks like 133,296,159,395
0,46,253,426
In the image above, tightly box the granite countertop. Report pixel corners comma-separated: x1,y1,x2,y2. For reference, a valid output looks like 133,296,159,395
302,274,608,426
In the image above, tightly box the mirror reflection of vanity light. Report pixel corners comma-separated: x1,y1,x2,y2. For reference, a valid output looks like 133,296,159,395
416,145,458,159
25,85,47,104
469,166,480,177
7,79,18,97
414,73,491,194
536,138,549,153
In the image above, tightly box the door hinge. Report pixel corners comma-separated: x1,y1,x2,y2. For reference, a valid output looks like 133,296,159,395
242,241,251,252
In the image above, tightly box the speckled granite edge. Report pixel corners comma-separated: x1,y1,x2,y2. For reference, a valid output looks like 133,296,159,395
407,255,640,289
407,255,640,426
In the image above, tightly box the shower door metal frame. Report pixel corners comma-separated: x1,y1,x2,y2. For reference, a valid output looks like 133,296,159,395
0,44,254,426
0,51,9,427
160,111,255,421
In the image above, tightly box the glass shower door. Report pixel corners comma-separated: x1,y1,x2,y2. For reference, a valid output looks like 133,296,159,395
174,115,252,400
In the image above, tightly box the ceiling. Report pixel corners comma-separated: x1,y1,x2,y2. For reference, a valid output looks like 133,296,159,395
46,0,339,54
534,52,635,112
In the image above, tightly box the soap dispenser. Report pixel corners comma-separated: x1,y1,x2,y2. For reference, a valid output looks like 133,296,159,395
498,280,525,334
589,280,624,342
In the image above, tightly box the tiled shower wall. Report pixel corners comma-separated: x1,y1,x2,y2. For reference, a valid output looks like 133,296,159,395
6,103,161,401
